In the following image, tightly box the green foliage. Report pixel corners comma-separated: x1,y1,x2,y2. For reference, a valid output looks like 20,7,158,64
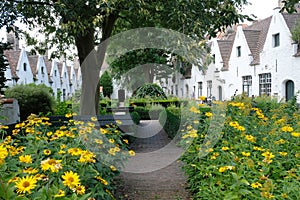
5,84,55,121
0,42,10,94
129,98,187,107
159,106,181,139
130,111,140,125
180,98,300,199
291,20,300,43
99,71,113,98
132,83,167,100
133,106,150,120
54,100,72,116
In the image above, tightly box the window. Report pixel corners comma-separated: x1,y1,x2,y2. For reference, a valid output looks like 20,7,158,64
242,76,252,96
41,67,44,74
259,73,271,96
23,63,27,71
207,80,212,98
175,85,178,96
212,54,215,64
237,46,241,57
171,85,174,95
64,72,67,78
54,70,57,77
198,82,203,97
273,33,280,47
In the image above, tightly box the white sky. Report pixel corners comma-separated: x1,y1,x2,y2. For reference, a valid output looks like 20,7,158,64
242,0,279,20
0,0,280,44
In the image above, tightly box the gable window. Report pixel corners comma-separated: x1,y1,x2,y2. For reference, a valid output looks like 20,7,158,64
207,80,212,98
242,76,252,96
273,33,280,47
41,67,44,74
64,72,67,78
212,54,215,64
23,63,27,71
259,73,271,96
236,46,241,57
54,70,57,77
198,81,203,97
175,85,178,96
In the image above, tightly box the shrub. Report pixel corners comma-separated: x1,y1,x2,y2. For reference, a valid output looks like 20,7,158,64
5,84,55,121
130,111,141,125
132,83,167,100
99,71,113,98
134,106,150,120
159,106,181,138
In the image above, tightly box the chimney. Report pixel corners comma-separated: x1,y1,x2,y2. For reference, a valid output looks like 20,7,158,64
6,31,19,51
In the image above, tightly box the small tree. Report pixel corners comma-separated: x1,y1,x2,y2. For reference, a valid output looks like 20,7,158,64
99,71,113,98
0,42,10,94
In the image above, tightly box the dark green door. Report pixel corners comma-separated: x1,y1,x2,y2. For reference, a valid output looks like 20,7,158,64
285,80,294,101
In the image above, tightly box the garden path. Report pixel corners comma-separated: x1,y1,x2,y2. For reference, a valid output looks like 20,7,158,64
115,120,191,200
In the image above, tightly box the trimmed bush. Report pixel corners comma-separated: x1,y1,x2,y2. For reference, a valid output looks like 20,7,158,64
132,83,167,100
134,106,150,120
130,98,187,108
5,84,55,121
159,106,181,138
130,111,141,125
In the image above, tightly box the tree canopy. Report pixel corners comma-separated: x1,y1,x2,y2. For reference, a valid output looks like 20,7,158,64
0,0,267,115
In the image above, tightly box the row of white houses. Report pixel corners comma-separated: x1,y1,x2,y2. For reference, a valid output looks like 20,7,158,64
3,36,82,100
161,7,300,103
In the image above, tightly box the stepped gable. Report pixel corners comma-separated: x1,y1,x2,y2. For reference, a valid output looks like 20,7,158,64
282,13,300,32
28,55,38,76
218,37,234,71
244,16,272,65
3,50,21,79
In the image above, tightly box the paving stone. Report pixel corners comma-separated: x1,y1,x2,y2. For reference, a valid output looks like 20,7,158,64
115,120,191,200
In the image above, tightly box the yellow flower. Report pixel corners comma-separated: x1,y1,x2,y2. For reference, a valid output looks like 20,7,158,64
219,166,227,173
109,139,115,144
65,113,73,118
251,182,262,188
95,176,108,185
15,175,37,194
100,128,109,134
189,106,200,114
116,120,122,125
199,96,206,101
281,126,293,132
54,189,65,197
123,139,129,144
291,132,300,137
23,168,38,174
62,171,81,188
73,185,85,195
110,165,117,171
0,125,9,129
41,158,62,173
0,145,8,161
78,150,96,163
68,148,82,156
245,135,256,143
262,151,275,160
90,116,97,122
205,112,213,117
222,146,229,151
95,139,103,144
253,146,264,151
242,152,251,157
44,149,51,155
128,150,135,156
108,148,116,156
260,192,275,199
19,155,32,164
279,152,288,156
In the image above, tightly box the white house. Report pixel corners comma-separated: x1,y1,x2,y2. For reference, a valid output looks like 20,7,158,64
60,61,71,100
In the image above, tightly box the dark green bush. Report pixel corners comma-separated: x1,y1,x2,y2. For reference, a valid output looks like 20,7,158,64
130,111,141,125
5,84,55,121
134,106,150,120
132,83,167,100
130,98,187,108
159,106,181,138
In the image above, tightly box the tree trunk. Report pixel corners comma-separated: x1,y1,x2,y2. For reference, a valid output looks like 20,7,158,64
76,13,118,115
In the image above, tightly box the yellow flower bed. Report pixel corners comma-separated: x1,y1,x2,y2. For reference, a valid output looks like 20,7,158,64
0,114,134,199
180,97,300,199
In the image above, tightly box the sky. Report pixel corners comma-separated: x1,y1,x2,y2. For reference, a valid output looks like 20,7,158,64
0,0,280,45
